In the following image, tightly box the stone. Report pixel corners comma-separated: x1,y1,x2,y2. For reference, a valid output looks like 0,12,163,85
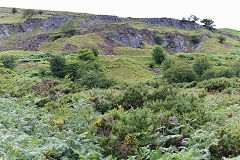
61,44,79,51
41,15,70,32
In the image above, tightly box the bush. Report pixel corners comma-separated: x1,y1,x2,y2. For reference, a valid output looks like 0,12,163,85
152,45,166,64
192,57,211,76
91,47,100,57
233,59,240,77
190,35,201,45
76,70,114,89
201,18,215,29
215,67,234,78
201,69,216,80
49,55,66,78
162,57,176,71
155,34,164,45
0,55,16,70
37,10,43,15
77,49,96,61
22,9,36,19
11,8,17,14
61,19,75,37
217,35,226,43
197,77,238,92
163,65,196,83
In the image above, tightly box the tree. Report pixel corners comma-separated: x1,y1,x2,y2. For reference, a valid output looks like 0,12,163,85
192,57,211,76
77,49,96,61
49,55,66,78
22,9,36,19
0,55,16,70
217,35,226,43
61,19,75,37
152,45,166,64
200,18,215,29
37,10,44,15
188,15,200,22
11,8,17,14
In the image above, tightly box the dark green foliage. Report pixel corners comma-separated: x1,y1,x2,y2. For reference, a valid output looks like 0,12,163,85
11,8,17,14
217,35,226,43
233,59,240,77
200,18,215,29
155,34,164,45
91,47,100,57
37,10,43,15
164,65,196,83
49,55,66,78
119,84,149,109
22,9,36,19
215,67,234,78
192,57,211,76
0,55,16,70
152,45,166,64
162,57,176,71
188,15,200,22
77,49,96,61
201,69,216,80
197,77,238,92
61,19,75,37
76,70,114,89
190,35,201,45
50,34,64,41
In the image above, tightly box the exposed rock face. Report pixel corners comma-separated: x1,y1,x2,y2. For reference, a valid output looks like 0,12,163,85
136,18,203,30
62,44,79,51
41,15,70,32
0,46,7,52
0,24,15,39
17,34,50,51
17,18,43,32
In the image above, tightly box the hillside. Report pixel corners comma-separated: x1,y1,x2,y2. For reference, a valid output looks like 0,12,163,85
0,7,240,160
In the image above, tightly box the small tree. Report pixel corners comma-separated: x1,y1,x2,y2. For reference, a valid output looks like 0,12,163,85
193,57,211,76
152,45,166,64
37,10,44,15
49,55,66,78
217,35,226,43
201,18,215,29
22,9,36,19
0,55,16,70
11,8,17,14
77,49,96,61
188,15,200,22
61,19,75,37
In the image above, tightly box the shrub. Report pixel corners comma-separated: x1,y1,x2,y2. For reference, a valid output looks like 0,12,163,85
155,34,164,45
0,55,16,70
152,45,166,64
163,65,196,83
37,10,43,15
61,19,75,37
49,34,64,41
188,15,200,22
22,9,36,19
215,67,234,78
233,59,240,77
49,55,66,78
217,35,226,43
91,47,100,57
192,57,211,76
197,77,238,92
190,35,201,45
11,8,17,14
76,70,114,89
76,49,96,61
201,69,216,80
162,57,176,71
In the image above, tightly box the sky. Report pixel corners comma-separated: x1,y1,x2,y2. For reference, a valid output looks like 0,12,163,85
1,0,240,30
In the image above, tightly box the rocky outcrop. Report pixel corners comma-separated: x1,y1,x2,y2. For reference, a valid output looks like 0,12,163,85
17,18,43,32
17,34,50,51
0,24,16,39
41,15,70,32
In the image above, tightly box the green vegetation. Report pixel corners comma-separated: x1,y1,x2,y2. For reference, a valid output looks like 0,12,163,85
1,7,240,160
11,8,17,14
22,9,37,19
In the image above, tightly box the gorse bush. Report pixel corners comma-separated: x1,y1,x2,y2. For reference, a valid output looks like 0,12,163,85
192,57,211,76
0,55,16,70
49,55,66,78
164,65,196,83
